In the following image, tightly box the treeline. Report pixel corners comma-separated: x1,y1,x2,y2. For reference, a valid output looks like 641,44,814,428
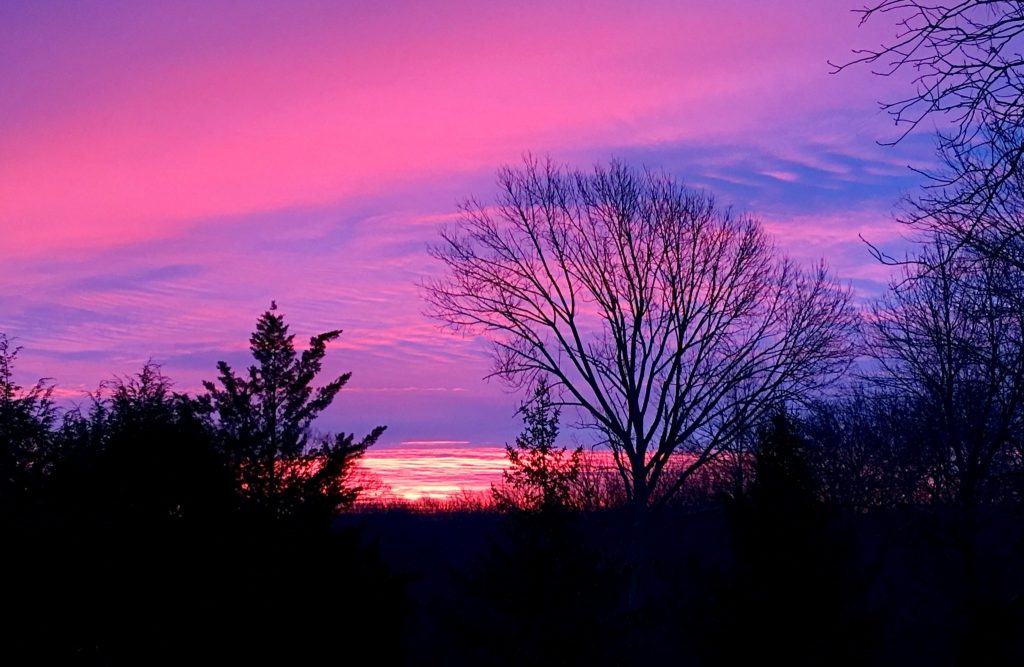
342,404,1024,665
5,216,1024,664
392,399,1024,665
3,301,1024,664
0,306,401,664
475,226,1024,519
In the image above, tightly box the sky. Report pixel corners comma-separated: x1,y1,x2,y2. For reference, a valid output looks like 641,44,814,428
1,0,937,450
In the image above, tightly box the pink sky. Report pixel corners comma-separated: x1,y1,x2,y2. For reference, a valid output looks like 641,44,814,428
359,445,508,500
1,0,933,449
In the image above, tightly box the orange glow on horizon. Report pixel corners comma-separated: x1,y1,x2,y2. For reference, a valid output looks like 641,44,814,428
359,446,509,500
358,445,718,503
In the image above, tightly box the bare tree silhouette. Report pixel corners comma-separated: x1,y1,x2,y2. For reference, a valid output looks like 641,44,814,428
426,158,858,510
835,2,1024,150
836,2,1024,269
869,236,1024,510
902,125,1024,272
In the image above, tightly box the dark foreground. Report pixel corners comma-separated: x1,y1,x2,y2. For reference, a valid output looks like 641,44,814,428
4,501,1024,665
342,505,1024,666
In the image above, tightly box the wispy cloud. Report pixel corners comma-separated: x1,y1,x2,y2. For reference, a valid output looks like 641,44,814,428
0,0,933,445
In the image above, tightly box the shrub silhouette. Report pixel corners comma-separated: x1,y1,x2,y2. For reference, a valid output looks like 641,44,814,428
700,412,875,666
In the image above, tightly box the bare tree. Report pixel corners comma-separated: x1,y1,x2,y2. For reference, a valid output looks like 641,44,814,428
836,1,1024,149
836,2,1024,268
869,236,1024,509
903,124,1024,271
802,390,926,509
839,4,1024,503
425,158,858,510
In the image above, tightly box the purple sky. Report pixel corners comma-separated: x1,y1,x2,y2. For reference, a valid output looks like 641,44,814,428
1,0,935,447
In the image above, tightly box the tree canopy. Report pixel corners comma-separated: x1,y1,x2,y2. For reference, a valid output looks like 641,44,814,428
839,1,1024,270
493,377,583,512
426,158,858,509
203,304,384,518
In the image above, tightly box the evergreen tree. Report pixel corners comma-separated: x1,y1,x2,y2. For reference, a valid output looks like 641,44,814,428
466,378,620,666
492,377,582,512
202,303,383,518
748,411,818,515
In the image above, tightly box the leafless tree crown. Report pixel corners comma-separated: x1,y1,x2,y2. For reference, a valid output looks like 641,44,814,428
425,158,858,508
835,1,1024,147
870,235,1024,506
837,2,1024,268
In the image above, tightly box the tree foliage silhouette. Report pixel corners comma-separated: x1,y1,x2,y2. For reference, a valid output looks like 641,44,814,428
202,304,384,519
5,363,239,664
0,334,56,516
706,412,871,666
469,377,620,666
54,362,234,527
426,157,858,509
870,237,1024,509
493,376,583,512
0,329,404,665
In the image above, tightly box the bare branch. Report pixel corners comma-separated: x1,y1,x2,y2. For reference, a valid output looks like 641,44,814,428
424,159,859,509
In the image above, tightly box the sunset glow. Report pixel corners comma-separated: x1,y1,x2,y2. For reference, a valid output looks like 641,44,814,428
6,3,1024,659
1,1,937,496
359,445,508,500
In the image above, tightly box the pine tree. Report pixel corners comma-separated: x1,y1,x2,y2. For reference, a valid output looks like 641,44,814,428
202,303,383,518
492,377,582,512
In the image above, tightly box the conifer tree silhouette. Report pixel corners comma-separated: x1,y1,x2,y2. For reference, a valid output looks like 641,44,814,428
203,303,383,519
